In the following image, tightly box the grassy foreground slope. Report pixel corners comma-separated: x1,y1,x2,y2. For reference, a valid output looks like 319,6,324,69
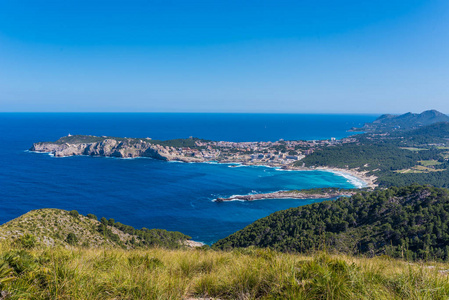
214,185,449,261
1,245,449,299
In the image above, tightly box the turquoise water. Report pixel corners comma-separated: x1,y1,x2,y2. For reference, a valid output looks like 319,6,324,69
0,113,376,244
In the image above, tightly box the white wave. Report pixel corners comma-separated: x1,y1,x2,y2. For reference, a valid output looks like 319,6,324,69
251,164,273,168
26,150,52,155
212,198,246,202
227,164,245,168
27,150,56,157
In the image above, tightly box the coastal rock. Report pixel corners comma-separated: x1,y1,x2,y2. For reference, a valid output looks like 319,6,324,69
31,137,188,161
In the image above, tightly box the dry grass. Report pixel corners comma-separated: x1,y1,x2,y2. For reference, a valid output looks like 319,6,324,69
1,241,449,299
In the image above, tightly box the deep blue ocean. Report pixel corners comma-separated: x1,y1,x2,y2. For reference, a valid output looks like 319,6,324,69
0,113,377,244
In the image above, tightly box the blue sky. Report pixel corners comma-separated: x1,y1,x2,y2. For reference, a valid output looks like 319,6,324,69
0,0,448,113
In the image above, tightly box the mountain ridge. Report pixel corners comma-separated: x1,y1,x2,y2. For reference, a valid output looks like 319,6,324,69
352,109,449,132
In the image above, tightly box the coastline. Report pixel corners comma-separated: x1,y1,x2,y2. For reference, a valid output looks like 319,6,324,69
29,147,377,190
29,134,377,190
208,163,377,203
210,161,378,190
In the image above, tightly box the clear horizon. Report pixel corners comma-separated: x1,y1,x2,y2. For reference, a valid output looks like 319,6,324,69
1,1,448,113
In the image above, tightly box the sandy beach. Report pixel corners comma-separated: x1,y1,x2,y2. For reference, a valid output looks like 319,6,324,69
314,167,378,189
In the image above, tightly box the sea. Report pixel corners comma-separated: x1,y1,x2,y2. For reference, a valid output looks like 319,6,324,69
0,113,377,244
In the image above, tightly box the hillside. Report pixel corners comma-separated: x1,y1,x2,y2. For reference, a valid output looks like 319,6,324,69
0,209,192,249
353,109,449,132
1,194,449,298
392,121,449,144
213,185,449,261
297,121,449,187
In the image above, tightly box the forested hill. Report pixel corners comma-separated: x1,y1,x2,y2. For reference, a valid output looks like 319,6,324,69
213,185,449,261
297,121,449,188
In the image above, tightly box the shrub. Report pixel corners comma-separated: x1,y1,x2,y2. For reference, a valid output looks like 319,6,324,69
69,210,79,218
18,234,36,249
65,233,78,246
86,214,97,220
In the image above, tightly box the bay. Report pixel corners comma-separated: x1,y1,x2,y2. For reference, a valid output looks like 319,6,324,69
0,113,377,244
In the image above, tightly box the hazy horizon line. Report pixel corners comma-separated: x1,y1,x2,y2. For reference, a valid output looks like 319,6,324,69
1,111,438,115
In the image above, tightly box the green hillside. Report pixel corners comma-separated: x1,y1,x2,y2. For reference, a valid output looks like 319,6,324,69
296,122,449,187
213,185,449,261
0,209,191,250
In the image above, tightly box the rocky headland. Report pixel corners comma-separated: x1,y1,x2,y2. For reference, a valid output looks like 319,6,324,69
30,135,207,162
214,188,358,202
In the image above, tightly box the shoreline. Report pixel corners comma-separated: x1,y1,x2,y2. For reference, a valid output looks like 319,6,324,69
205,160,378,190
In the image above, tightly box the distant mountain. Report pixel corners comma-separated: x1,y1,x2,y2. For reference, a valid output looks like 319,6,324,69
352,110,449,132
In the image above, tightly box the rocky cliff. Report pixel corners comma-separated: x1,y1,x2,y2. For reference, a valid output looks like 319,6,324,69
30,135,204,162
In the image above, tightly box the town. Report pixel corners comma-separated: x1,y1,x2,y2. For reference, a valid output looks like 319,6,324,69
176,137,358,167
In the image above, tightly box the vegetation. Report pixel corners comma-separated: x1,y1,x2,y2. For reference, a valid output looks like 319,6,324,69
298,144,442,173
392,122,449,144
0,209,191,250
1,243,449,299
150,137,209,148
295,122,449,187
214,185,449,261
99,216,190,249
